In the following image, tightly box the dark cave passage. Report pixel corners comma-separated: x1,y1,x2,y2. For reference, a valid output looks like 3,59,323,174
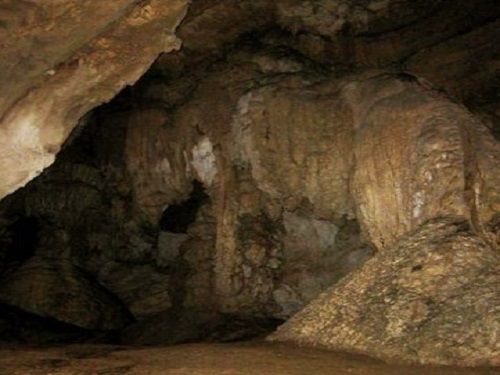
159,180,209,234
3,216,39,266
0,1,499,372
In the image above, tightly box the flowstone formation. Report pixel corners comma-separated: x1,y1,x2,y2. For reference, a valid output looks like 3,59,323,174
270,74,500,366
0,0,499,367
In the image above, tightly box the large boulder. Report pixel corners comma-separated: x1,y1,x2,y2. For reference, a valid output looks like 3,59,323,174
270,73,500,365
0,257,133,330
270,219,500,366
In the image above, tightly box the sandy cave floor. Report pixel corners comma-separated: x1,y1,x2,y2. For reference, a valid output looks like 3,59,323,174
0,341,498,375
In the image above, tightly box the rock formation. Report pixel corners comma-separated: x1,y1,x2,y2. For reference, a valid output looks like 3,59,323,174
0,257,132,330
0,0,189,199
271,218,500,366
0,0,499,367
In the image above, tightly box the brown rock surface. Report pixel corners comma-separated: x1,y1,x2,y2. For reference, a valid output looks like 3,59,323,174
0,0,189,199
344,73,492,248
0,0,499,365
0,257,132,330
270,219,500,366
278,0,500,67
269,75,500,365
0,341,495,375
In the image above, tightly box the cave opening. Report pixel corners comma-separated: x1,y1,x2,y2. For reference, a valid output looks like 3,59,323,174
0,0,499,373
159,180,209,234
2,216,39,266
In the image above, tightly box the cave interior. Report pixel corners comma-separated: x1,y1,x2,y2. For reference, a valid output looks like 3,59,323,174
0,0,499,373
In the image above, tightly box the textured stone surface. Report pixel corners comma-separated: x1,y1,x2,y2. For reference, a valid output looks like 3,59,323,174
0,0,499,363
270,74,500,365
0,257,132,330
405,18,500,106
0,0,189,199
345,74,471,248
1,0,499,201
270,219,500,366
278,0,500,66
0,343,497,375
94,262,172,320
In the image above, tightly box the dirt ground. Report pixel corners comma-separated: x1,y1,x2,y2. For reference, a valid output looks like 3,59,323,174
0,341,498,375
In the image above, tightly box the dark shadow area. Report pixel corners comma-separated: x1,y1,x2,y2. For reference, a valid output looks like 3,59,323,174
0,303,119,345
3,217,39,266
160,180,209,233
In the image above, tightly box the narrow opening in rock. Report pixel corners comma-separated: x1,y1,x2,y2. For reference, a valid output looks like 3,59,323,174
159,180,209,233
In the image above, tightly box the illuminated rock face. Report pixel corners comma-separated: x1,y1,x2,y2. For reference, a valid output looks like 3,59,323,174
270,218,500,366
0,0,189,199
269,74,500,366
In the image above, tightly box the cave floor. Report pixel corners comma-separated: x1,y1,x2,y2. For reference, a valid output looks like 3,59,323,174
0,341,498,375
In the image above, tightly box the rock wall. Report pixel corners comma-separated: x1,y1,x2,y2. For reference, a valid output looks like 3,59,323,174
271,74,500,365
271,219,500,366
0,49,376,336
0,0,189,199
1,0,499,201
0,0,498,364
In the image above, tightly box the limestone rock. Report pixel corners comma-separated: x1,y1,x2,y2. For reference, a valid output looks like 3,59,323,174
0,302,101,344
0,0,189,199
213,73,368,315
0,1,499,358
270,219,500,366
0,257,132,330
280,0,500,66
124,107,194,221
268,73,500,365
156,232,189,266
94,262,172,320
405,19,500,105
276,0,438,37
346,74,469,248
229,77,354,219
277,213,374,317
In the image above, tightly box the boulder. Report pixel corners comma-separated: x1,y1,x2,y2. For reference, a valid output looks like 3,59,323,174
270,219,500,366
0,257,133,330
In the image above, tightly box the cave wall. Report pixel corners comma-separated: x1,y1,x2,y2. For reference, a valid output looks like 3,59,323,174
0,0,189,199
0,0,499,364
1,0,498,201
0,48,376,329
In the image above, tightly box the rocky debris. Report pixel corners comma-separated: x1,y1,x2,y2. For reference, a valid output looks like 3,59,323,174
270,219,500,366
0,257,133,330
